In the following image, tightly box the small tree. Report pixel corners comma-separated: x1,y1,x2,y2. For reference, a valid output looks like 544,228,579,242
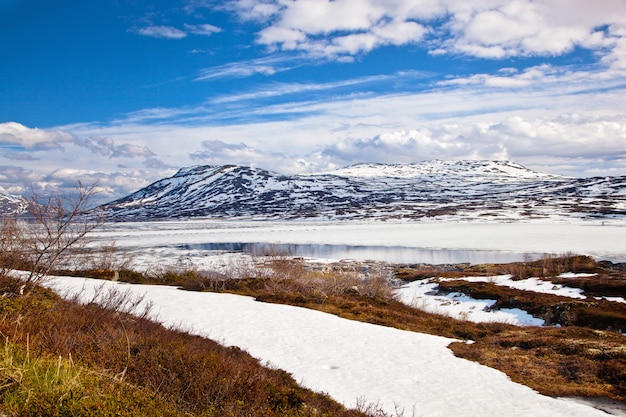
0,182,103,292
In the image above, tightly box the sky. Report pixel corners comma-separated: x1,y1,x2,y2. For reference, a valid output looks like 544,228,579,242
1,0,626,203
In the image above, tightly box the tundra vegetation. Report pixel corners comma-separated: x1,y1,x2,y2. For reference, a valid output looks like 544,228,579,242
1,186,625,415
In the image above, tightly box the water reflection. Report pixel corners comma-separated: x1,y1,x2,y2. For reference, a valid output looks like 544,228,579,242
178,242,537,265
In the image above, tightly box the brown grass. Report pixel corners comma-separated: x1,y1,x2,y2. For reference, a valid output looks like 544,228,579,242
449,327,626,400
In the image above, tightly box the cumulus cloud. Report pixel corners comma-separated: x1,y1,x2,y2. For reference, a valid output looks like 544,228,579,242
144,158,172,170
0,122,75,151
244,0,432,58
0,165,41,194
440,0,625,59
230,0,626,65
319,113,626,175
40,168,159,205
188,139,334,174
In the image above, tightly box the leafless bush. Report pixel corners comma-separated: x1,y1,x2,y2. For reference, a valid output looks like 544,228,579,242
0,182,103,291
256,255,395,303
354,397,392,417
69,241,135,274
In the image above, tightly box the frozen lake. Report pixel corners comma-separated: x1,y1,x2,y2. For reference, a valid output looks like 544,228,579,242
89,219,626,269
177,241,540,264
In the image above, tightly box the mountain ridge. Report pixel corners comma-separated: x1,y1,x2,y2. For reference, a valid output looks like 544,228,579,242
97,160,626,221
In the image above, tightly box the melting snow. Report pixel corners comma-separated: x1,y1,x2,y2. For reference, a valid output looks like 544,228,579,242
447,275,586,299
394,279,545,326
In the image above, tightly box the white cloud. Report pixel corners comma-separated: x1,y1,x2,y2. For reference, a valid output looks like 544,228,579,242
190,140,261,163
210,72,411,104
40,168,159,205
183,23,221,36
0,122,75,150
230,0,626,64
438,63,623,90
320,113,626,176
275,0,385,34
75,136,156,159
188,139,323,174
442,0,626,60
227,0,282,20
238,0,436,58
135,25,187,39
195,56,297,81
0,165,41,194
2,152,39,161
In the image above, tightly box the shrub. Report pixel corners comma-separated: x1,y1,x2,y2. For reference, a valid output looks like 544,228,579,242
0,183,102,292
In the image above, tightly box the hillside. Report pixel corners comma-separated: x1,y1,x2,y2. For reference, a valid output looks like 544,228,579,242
0,192,29,216
98,160,626,221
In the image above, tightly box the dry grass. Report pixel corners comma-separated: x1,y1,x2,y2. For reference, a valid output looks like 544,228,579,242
449,327,626,400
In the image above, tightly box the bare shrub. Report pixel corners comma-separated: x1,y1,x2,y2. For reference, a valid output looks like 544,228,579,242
0,182,102,291
354,397,391,417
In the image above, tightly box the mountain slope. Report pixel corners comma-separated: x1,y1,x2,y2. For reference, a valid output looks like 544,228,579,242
98,160,626,221
0,193,29,216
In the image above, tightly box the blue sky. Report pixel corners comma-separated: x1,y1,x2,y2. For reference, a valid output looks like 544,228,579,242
1,0,626,203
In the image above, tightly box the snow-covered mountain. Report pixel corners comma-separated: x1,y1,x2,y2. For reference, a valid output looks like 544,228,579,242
0,193,29,217
98,160,626,221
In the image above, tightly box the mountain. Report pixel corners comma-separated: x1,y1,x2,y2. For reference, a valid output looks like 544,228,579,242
0,193,29,217
98,160,626,221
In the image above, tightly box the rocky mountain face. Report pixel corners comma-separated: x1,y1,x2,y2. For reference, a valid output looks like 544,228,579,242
0,193,29,217
97,160,626,221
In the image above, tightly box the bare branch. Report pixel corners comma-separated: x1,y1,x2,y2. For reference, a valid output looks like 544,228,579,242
0,182,104,293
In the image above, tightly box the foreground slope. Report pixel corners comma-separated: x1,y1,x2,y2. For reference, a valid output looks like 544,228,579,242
46,275,610,417
98,160,626,221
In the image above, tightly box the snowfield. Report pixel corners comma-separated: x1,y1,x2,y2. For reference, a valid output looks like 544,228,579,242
45,275,610,417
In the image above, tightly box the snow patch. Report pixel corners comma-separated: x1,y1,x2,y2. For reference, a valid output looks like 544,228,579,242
394,279,545,326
